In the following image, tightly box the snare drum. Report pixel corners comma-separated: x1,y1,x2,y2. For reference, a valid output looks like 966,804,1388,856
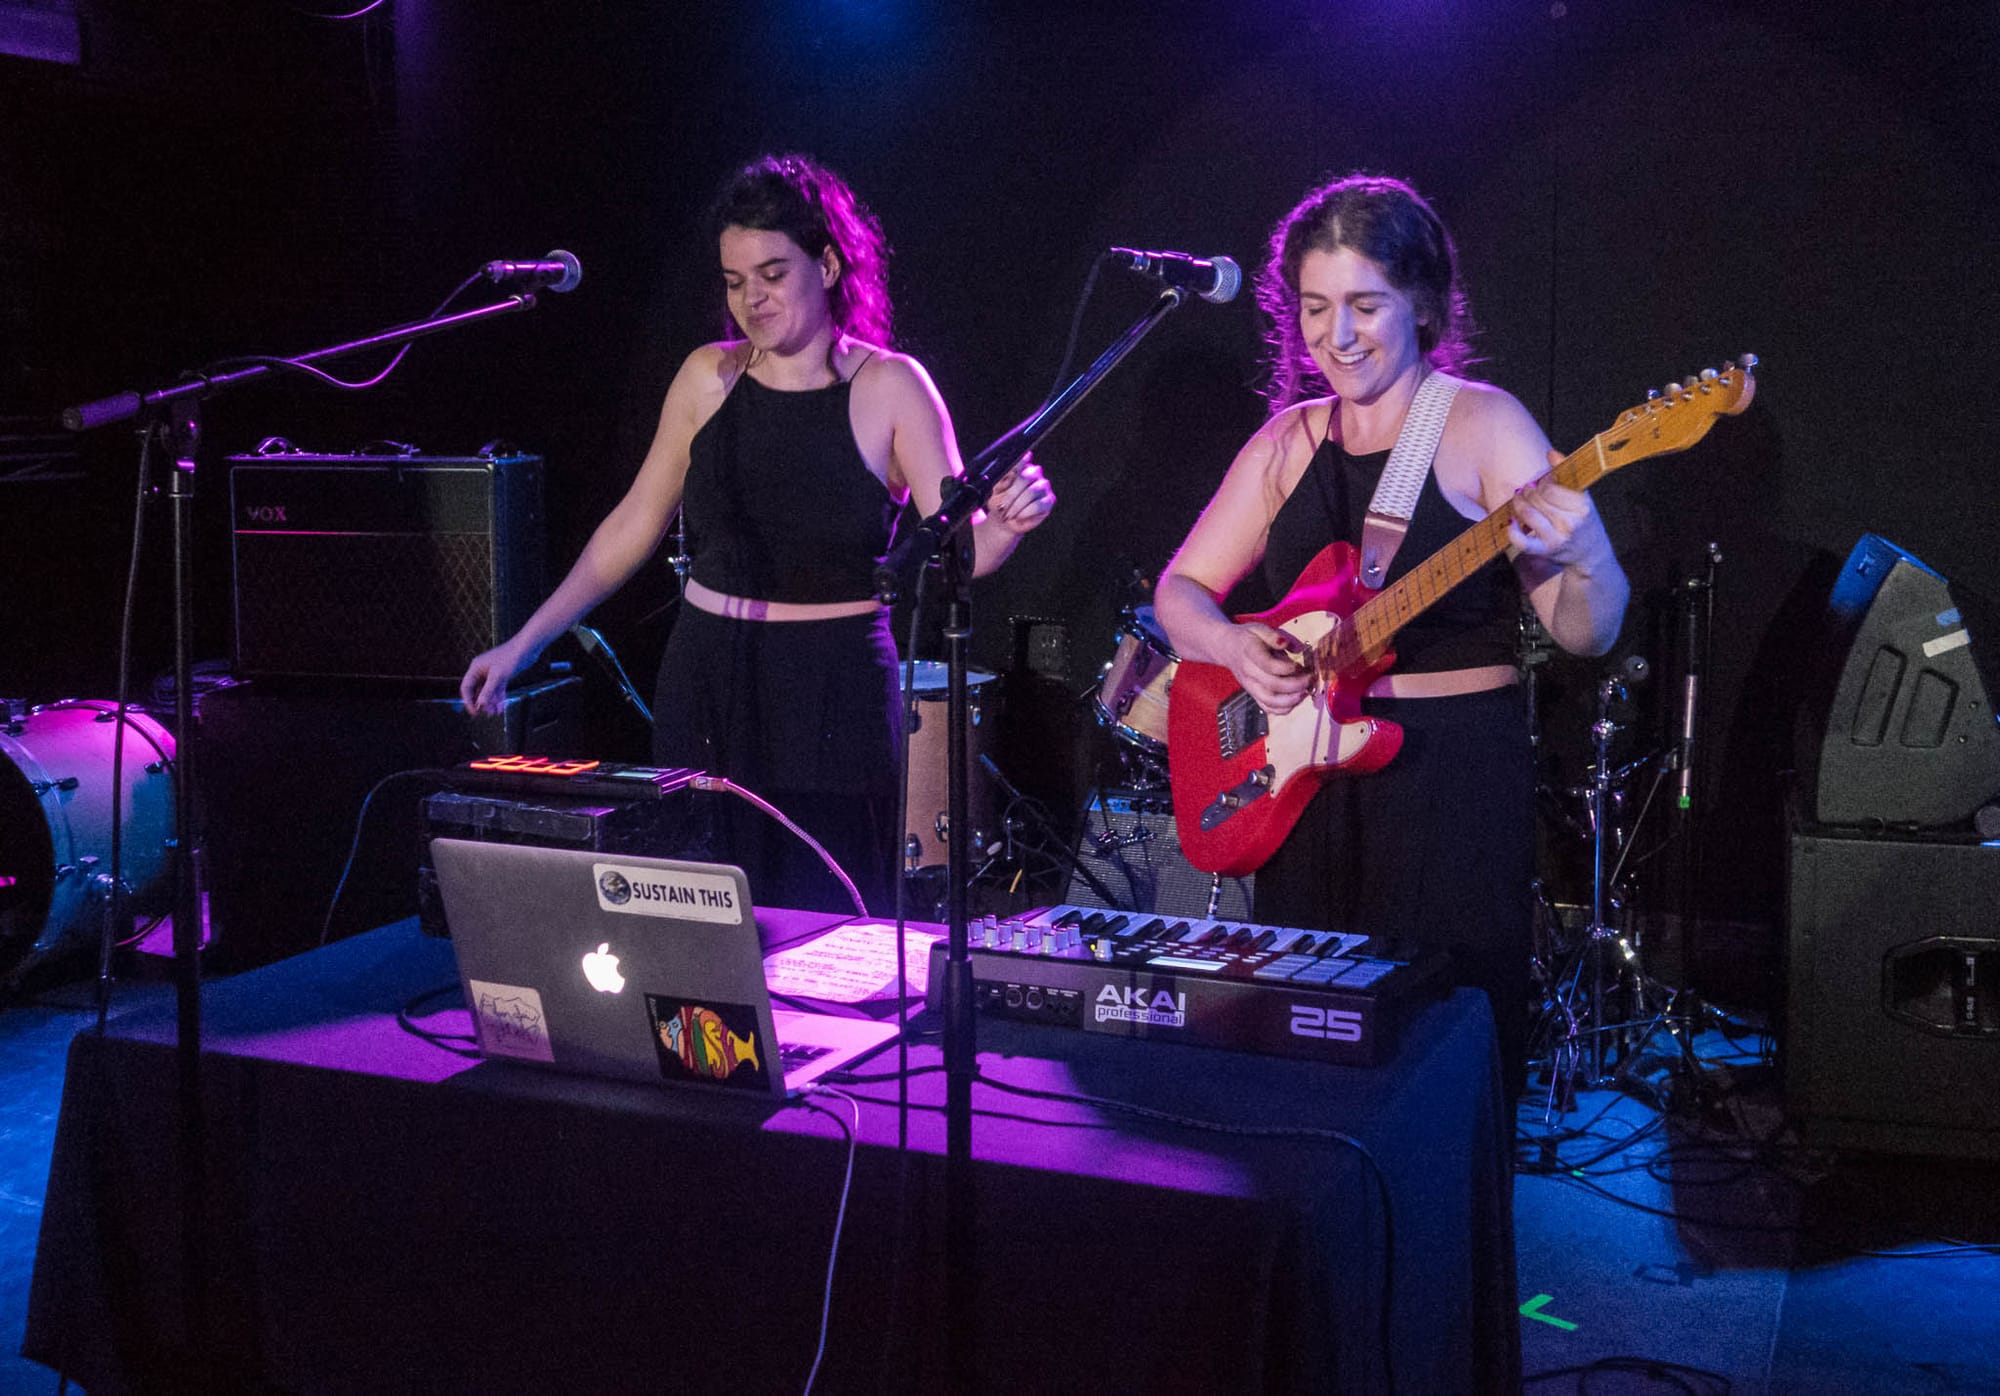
0,701,177,963
1093,605,1179,754
901,661,999,870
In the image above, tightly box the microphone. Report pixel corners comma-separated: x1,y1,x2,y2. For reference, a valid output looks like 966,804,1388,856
1677,553,1718,812
483,250,583,293
1676,674,1699,810
1107,247,1241,304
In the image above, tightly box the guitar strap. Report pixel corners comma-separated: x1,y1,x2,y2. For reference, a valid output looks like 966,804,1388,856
1358,370,1462,591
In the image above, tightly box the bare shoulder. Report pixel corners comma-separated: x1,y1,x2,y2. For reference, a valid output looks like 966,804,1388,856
847,343,935,398
1431,378,1552,509
1448,374,1547,450
677,340,747,394
1251,398,1330,490
1444,378,1542,438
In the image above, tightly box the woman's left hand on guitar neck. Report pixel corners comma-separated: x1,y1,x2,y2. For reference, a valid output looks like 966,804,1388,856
1504,448,1628,657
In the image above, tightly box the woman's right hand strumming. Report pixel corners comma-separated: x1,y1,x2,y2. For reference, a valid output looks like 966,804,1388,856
1220,620,1314,717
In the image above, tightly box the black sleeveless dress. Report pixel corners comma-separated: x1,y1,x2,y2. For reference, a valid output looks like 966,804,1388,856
1255,435,1535,1092
652,368,903,916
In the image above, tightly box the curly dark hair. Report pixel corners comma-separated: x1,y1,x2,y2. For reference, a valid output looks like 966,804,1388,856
705,153,894,349
1255,172,1476,412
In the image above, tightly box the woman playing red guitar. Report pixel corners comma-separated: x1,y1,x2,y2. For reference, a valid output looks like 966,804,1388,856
1153,173,1629,1094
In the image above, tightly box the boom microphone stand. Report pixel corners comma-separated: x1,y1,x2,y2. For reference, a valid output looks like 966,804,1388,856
61,283,555,1383
874,287,1193,1390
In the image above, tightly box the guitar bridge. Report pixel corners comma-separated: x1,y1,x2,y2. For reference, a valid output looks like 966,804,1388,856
1215,691,1267,760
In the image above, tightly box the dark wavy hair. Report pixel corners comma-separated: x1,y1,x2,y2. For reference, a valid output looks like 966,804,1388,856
705,153,894,349
1255,172,1476,412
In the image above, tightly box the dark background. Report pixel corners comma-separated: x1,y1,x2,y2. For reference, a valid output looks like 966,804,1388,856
4,0,1997,981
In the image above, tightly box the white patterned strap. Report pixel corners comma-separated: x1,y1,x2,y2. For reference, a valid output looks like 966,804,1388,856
1359,371,1462,590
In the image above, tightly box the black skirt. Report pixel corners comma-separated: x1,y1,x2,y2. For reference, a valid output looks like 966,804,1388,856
1252,684,1536,1089
652,604,901,916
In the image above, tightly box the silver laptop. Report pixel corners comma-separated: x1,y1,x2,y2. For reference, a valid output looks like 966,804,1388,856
429,838,900,1098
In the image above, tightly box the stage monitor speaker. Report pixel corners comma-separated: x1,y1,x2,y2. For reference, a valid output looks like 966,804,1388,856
1785,826,2000,1159
228,449,545,682
194,674,581,971
1065,787,1253,920
1808,534,2000,829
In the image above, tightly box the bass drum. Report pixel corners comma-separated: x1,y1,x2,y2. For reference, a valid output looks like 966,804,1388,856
1093,604,1178,755
901,662,999,870
0,701,177,971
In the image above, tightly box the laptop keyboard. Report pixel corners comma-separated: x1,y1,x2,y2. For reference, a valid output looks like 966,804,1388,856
779,1041,834,1072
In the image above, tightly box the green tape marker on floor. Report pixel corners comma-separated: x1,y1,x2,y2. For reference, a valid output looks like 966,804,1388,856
1520,1294,1578,1331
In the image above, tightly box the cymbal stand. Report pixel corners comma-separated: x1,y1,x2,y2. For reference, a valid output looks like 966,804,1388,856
1540,668,1659,1108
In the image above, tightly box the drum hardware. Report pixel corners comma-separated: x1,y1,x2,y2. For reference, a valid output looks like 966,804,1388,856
1530,659,1696,1113
666,506,691,594
1517,606,1555,751
1089,823,1155,857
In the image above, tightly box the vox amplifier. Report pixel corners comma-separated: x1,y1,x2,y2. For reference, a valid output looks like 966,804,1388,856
228,448,544,682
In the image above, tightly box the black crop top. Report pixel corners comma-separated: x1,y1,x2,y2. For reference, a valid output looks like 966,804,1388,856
1262,437,1522,674
683,370,901,604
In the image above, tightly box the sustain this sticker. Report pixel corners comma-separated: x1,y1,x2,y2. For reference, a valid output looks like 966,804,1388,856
591,864,744,924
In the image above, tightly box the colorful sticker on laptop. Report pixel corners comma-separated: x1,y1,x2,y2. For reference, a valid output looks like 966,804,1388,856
645,994,771,1093
592,863,744,924
468,980,555,1062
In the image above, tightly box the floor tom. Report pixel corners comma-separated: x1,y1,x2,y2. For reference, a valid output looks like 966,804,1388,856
901,662,999,870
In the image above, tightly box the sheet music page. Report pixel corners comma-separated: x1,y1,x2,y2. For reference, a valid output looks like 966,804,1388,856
762,922,943,1004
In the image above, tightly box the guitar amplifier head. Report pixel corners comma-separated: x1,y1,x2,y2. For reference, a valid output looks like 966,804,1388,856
227,447,545,683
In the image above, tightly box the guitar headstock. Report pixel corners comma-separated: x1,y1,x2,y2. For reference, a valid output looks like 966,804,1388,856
1595,354,1758,471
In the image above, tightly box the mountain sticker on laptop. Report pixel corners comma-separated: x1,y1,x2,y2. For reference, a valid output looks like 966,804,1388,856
468,980,555,1062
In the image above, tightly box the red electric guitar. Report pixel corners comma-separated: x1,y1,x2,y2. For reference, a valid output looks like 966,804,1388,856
1168,357,1758,876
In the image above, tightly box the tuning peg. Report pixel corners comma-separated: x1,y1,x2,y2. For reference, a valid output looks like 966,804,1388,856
1647,388,1661,401
1682,376,1700,391
1663,382,1682,398
1701,367,1719,381
1741,352,1759,372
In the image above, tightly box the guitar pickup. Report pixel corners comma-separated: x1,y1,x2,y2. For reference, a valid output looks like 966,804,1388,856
1198,765,1274,830
1215,691,1268,760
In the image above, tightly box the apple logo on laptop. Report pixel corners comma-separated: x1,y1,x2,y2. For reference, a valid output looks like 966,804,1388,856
582,942,625,994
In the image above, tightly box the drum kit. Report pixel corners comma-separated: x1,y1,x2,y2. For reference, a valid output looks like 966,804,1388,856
1089,603,1177,788
899,660,1001,873
0,699,179,985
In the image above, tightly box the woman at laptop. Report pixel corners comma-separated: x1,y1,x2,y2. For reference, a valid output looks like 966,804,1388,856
461,153,1055,915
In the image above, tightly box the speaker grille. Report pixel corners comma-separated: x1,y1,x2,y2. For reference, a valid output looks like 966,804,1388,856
1786,826,2000,1158
235,532,496,680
